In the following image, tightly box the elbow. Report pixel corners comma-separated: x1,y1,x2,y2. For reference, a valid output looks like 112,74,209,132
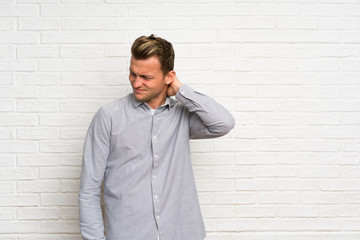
221,114,235,135
211,114,235,137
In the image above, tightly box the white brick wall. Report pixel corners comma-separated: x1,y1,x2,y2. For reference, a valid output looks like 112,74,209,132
0,0,359,239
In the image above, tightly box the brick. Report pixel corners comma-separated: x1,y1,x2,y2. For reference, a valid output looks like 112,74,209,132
17,45,59,58
41,5,84,17
301,192,341,204
0,155,16,167
278,179,319,191
214,192,256,204
256,218,341,231
299,59,341,72
18,18,59,30
60,207,79,220
16,73,58,85
320,17,359,30
0,221,39,233
255,59,297,71
0,19,14,30
214,139,255,152
301,3,341,16
104,46,131,57
60,180,80,192
320,179,360,191
0,142,38,153
236,17,276,29
16,128,58,140
236,179,275,191
84,86,129,98
191,152,234,166
60,155,82,166
103,18,148,30
0,6,38,17
0,46,15,58
214,166,255,179
82,58,128,71
0,100,15,112
0,182,15,194
257,166,297,177
277,17,318,29
39,59,82,72
60,46,103,58
217,219,256,231
60,72,103,86
40,167,80,179
17,100,58,113
17,180,59,193
17,154,60,167
277,206,318,217
0,128,15,140
258,30,340,43
39,114,82,127
194,17,233,29
217,30,256,43
149,18,192,30
59,128,87,140
41,193,78,206
196,179,234,192
0,207,15,220
236,206,276,217
193,166,213,179
201,205,234,218
258,192,300,204
18,207,58,220
41,221,79,233
40,141,83,153
343,4,360,16
341,166,360,177
0,60,37,71
86,4,126,16
18,234,82,240
61,18,103,30
258,3,300,16
0,32,39,44
40,87,82,99
0,195,38,207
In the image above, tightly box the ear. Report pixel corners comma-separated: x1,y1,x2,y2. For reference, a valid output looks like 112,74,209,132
165,70,175,85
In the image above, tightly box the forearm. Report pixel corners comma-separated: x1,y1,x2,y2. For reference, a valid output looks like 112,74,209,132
175,84,235,139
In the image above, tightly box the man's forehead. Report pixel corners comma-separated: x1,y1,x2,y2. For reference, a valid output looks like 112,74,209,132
130,56,162,73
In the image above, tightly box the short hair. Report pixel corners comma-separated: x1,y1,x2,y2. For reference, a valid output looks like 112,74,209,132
131,34,175,75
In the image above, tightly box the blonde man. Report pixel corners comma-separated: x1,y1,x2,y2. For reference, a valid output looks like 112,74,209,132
79,34,235,240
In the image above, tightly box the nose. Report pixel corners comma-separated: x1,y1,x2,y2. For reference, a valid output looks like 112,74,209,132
132,77,143,88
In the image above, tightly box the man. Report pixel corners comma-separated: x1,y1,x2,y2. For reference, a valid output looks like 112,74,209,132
79,34,235,240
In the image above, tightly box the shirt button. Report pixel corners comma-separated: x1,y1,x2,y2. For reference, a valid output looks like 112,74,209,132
153,175,156,178
154,195,158,199
154,154,158,158
181,91,185,95
156,216,160,220
153,136,157,140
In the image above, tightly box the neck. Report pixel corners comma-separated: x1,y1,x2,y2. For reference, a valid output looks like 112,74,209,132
147,92,167,109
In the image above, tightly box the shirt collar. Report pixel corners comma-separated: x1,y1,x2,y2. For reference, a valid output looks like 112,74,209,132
130,94,177,110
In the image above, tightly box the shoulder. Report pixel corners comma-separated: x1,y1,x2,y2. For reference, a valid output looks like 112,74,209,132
100,94,132,115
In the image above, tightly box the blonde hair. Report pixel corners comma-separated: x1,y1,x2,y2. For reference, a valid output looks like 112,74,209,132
131,34,175,75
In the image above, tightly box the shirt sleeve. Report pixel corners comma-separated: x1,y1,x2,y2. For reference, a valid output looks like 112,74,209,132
175,84,235,139
79,108,110,240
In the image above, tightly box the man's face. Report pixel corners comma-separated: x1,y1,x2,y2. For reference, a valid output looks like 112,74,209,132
129,56,169,108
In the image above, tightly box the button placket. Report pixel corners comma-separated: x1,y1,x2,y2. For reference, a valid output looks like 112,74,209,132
151,113,161,232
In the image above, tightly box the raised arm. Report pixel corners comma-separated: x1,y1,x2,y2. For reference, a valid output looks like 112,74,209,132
79,108,110,240
168,74,235,139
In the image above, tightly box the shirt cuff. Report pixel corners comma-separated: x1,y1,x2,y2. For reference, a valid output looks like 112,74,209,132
175,84,195,102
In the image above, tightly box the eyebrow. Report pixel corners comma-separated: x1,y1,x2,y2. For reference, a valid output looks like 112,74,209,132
129,69,154,79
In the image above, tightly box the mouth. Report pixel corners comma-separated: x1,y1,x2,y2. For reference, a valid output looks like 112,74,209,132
134,88,146,94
